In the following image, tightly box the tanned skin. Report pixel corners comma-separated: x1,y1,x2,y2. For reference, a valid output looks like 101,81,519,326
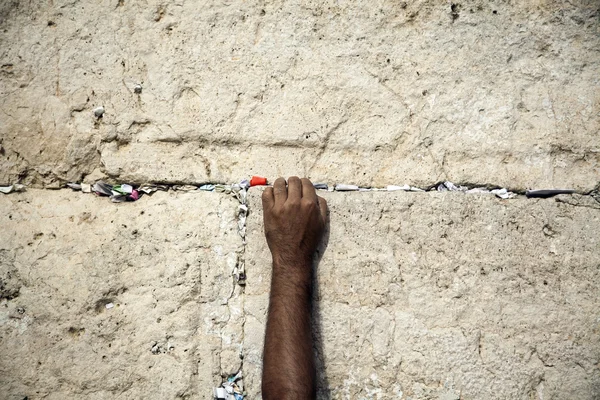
261,177,328,400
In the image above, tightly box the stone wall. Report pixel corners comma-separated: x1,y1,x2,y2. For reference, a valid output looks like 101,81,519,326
1,0,598,190
1,191,244,399
1,0,599,399
244,191,600,399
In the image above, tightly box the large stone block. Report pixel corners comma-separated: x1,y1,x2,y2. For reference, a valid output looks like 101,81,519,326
1,1,598,190
243,189,600,399
0,190,243,399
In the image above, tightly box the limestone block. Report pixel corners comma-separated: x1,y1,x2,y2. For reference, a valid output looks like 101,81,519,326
1,1,598,190
0,190,242,399
243,189,600,399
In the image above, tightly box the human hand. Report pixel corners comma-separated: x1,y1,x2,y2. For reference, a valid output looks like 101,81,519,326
262,177,328,269
261,177,325,397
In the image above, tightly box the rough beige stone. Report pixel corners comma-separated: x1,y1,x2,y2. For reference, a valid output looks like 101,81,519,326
0,190,243,399
2,0,600,397
1,1,599,190
243,190,600,399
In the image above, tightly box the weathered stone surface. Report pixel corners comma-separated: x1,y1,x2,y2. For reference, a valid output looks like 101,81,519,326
244,190,600,399
2,0,600,397
0,190,243,399
1,1,599,190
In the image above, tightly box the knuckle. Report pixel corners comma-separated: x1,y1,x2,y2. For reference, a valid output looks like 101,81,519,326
286,199,301,208
301,198,316,208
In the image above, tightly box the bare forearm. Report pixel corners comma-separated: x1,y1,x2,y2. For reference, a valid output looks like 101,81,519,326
260,176,327,399
262,259,315,399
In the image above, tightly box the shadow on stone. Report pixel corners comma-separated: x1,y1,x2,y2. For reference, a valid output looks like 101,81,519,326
313,212,331,399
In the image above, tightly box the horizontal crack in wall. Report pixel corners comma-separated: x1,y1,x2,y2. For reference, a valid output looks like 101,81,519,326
2,180,598,198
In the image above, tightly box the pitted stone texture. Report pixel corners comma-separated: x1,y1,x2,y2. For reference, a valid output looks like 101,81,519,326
1,1,599,190
244,190,600,399
0,190,242,399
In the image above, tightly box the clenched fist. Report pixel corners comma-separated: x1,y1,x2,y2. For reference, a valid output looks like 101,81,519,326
262,177,328,271
261,176,326,398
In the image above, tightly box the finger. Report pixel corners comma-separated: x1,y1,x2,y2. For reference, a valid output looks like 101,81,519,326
262,187,274,210
273,177,287,204
301,178,317,202
318,196,328,222
287,176,302,202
